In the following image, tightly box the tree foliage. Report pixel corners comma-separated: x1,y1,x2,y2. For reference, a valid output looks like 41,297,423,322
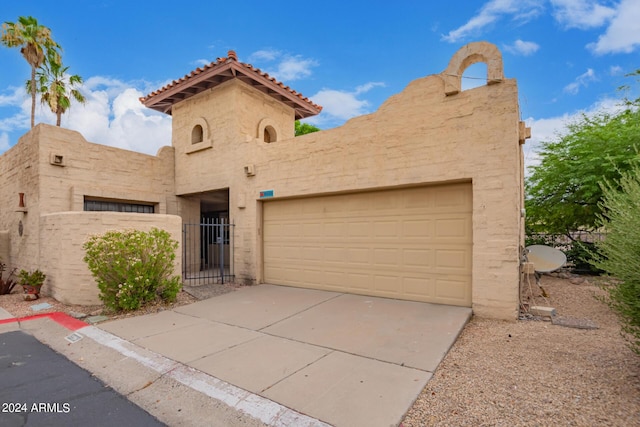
526,96,640,236
295,120,320,136
27,49,85,126
1,16,60,129
590,168,640,354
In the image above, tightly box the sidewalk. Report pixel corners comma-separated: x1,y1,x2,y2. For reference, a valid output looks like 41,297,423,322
0,307,309,427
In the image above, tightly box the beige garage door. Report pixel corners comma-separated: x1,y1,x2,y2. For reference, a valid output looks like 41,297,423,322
262,183,472,306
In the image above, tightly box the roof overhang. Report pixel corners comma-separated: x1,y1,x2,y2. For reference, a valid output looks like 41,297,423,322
140,52,322,120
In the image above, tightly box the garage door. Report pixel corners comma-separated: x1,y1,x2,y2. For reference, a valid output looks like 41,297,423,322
262,183,472,306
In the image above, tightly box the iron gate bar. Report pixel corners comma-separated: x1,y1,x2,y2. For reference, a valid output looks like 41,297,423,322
182,219,234,286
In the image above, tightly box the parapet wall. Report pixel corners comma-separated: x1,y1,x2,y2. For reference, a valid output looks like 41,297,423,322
39,212,182,305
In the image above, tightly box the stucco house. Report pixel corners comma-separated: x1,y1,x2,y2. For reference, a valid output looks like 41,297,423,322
0,42,529,320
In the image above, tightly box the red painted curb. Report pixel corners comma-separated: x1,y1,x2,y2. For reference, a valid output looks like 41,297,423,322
0,311,88,331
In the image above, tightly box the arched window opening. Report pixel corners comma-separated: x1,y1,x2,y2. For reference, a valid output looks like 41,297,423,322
264,125,277,143
461,62,487,91
191,125,204,144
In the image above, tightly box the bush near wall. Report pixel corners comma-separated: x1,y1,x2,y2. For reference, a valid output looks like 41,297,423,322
590,169,640,355
83,228,181,311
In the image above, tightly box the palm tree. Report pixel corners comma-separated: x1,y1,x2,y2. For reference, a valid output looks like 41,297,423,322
1,16,60,128
28,50,85,126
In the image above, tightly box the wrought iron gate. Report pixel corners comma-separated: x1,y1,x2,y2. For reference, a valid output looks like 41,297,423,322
183,219,234,285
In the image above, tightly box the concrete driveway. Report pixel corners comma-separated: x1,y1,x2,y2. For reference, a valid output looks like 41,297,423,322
100,284,471,427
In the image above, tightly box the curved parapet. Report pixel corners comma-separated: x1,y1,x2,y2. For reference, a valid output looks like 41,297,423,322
442,41,504,96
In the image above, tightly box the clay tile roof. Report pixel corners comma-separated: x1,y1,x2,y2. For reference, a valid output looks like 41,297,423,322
140,50,322,119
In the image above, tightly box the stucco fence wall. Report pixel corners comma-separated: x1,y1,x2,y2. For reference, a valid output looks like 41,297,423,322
39,212,182,305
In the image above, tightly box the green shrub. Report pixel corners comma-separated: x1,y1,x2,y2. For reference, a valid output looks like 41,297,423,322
590,169,640,354
566,240,604,275
83,228,182,311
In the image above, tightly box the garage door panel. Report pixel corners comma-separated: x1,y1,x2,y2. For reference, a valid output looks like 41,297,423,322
324,247,347,262
374,275,401,293
302,222,323,237
324,221,346,236
373,248,400,265
434,218,471,239
301,246,323,262
435,248,470,270
264,244,301,262
348,221,371,237
347,272,373,290
402,219,434,238
435,277,471,302
373,220,399,238
263,183,472,306
325,271,347,287
402,248,435,267
348,248,371,264
403,276,436,297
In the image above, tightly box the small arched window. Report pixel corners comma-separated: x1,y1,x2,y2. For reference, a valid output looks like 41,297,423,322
191,125,204,144
264,125,277,143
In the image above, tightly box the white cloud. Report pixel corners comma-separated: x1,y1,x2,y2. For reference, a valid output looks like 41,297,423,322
193,58,210,67
587,0,640,54
0,132,10,152
609,65,624,76
504,39,540,56
248,49,318,82
309,89,370,122
83,76,132,98
0,76,172,156
306,82,384,126
273,56,318,81
550,0,616,29
248,49,280,62
355,82,386,95
442,0,544,42
66,84,172,154
0,86,26,107
563,68,597,95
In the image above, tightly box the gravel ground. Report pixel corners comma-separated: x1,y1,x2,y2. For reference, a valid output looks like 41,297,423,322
2,277,639,426
402,274,640,427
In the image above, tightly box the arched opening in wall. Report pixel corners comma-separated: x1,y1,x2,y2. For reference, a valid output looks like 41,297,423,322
461,62,488,91
191,125,204,144
264,125,277,143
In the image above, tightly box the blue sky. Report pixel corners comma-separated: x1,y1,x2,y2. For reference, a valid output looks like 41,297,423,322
1,0,639,170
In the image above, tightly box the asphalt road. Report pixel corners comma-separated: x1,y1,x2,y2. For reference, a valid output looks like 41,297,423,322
0,330,165,427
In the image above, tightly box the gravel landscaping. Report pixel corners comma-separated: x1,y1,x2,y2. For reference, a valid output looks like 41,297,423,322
402,274,640,427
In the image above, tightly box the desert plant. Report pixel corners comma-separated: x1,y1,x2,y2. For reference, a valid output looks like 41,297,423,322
83,228,182,311
0,262,18,295
590,168,640,354
18,268,46,300
18,269,46,288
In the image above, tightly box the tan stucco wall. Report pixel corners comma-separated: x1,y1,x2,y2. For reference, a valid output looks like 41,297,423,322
39,212,182,305
0,127,43,272
2,42,526,318
34,124,177,215
172,79,295,195
172,42,526,319
0,124,180,304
